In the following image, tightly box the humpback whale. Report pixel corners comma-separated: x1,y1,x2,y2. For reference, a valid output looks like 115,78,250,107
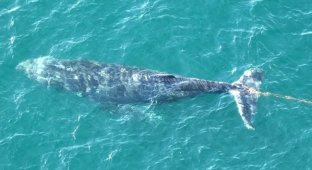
17,57,263,129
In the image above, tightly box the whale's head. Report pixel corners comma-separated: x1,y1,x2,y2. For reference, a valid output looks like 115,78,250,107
17,57,91,93
17,57,60,83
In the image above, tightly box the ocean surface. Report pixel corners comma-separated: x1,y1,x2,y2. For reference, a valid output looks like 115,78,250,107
1,0,312,169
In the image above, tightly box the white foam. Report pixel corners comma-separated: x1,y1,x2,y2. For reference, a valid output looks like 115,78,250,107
9,17,14,27
10,36,15,45
300,31,312,36
105,149,120,161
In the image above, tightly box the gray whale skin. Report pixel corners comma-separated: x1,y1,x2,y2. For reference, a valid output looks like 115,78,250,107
17,57,264,129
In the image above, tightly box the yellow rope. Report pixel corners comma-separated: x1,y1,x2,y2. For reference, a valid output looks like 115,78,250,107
247,88,312,105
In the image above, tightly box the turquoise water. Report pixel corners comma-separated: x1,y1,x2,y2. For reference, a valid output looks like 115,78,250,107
1,0,312,169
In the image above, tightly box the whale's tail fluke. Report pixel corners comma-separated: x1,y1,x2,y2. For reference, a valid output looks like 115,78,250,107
230,69,264,130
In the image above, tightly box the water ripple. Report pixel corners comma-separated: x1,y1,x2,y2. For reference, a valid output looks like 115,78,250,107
1,0,312,169
0,131,47,146
0,6,21,17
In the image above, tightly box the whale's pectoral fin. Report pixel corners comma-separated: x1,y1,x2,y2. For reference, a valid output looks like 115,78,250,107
230,68,264,130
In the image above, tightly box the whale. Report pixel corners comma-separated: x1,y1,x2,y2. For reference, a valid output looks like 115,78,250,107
17,57,263,129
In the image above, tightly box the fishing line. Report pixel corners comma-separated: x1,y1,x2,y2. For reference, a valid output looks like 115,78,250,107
248,88,312,105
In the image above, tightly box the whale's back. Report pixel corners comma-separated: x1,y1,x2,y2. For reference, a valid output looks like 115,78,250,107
18,57,216,103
